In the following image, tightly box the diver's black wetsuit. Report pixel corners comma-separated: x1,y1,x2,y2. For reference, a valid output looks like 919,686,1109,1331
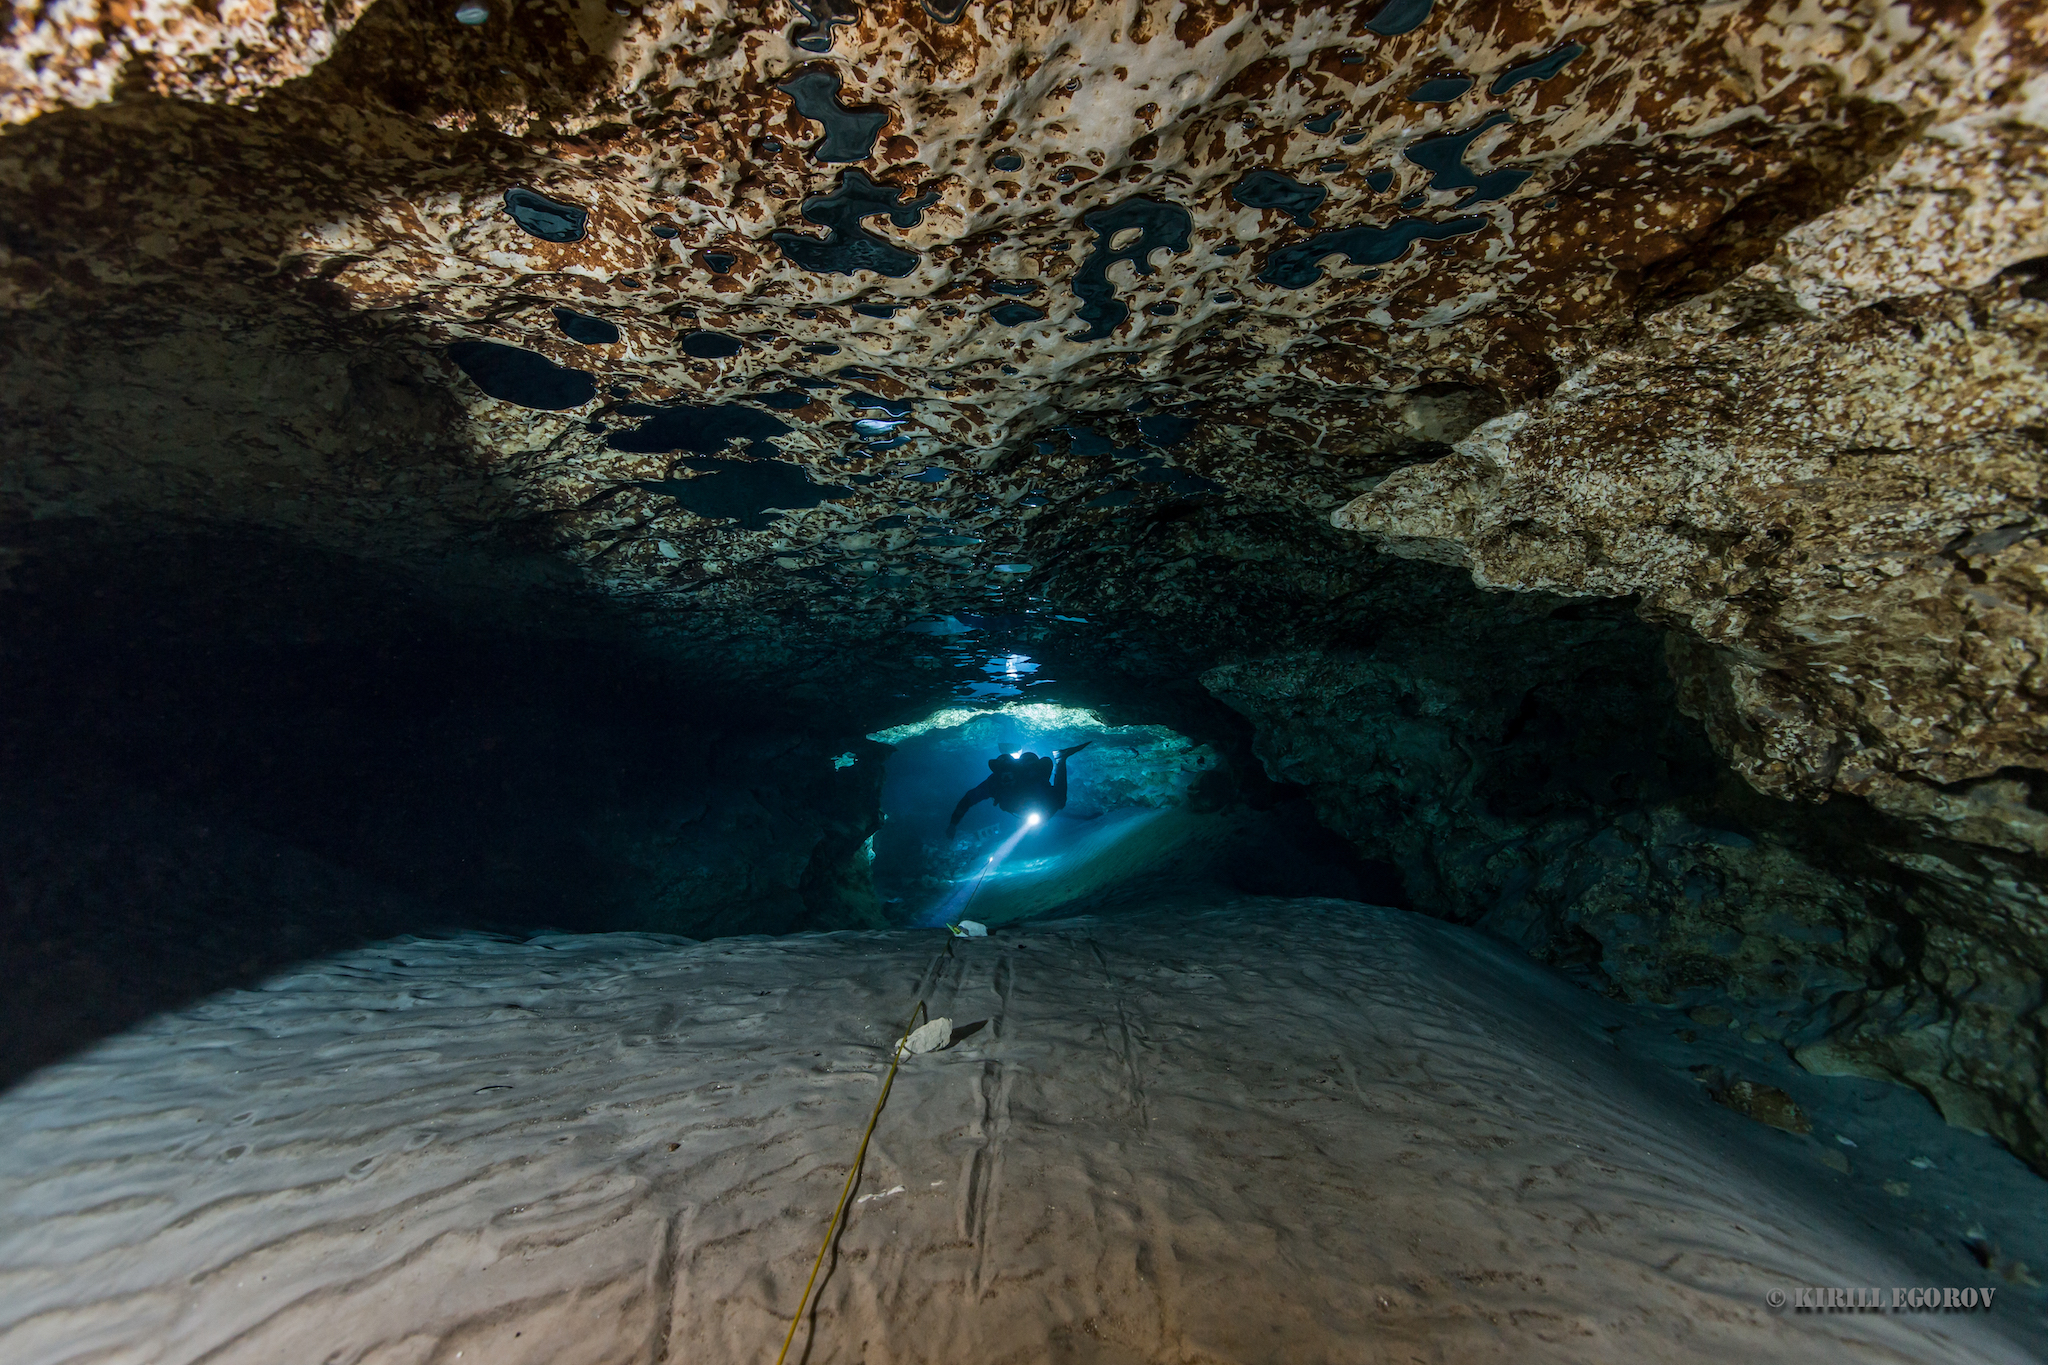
948,743,1091,830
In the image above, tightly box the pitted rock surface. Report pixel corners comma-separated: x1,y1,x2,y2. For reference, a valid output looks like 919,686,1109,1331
0,0,374,123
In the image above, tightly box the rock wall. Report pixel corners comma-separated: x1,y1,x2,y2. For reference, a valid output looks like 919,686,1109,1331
1204,625,2048,1179
1,0,373,124
999,496,2048,1174
1338,259,2048,839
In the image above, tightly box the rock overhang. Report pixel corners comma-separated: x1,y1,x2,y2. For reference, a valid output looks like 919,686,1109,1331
8,0,2009,470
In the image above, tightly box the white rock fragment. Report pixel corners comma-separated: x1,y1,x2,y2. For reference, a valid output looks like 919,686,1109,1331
898,1016,952,1057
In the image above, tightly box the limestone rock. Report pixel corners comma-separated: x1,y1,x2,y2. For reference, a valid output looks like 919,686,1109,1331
0,0,372,124
1700,1070,1815,1136
1336,133,2048,840
899,1014,952,1056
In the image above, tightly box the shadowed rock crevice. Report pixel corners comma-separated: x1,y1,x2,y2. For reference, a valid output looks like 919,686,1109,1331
1632,100,1924,310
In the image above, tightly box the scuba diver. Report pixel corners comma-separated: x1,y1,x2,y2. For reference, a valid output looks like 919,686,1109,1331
948,742,1092,832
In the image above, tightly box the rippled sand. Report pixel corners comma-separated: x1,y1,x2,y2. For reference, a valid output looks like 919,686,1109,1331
0,902,2028,1364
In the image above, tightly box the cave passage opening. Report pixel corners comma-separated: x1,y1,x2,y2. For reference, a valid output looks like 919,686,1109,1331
862,698,1404,928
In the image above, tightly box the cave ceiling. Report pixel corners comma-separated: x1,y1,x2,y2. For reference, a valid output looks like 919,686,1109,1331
4,0,2048,838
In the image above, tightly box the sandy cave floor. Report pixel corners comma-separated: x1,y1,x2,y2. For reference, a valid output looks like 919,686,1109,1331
0,901,2039,1365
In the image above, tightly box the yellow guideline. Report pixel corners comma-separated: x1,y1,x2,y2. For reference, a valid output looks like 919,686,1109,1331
772,995,932,1365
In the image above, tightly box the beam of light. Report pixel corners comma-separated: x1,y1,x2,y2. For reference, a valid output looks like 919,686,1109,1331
920,816,1039,927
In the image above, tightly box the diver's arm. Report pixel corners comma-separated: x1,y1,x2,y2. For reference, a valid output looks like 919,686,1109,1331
948,778,994,829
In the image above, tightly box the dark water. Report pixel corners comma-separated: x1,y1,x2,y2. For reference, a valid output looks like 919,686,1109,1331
635,459,852,529
1491,42,1587,95
772,170,941,277
1231,170,1326,227
778,70,888,162
502,187,587,243
1258,214,1487,289
446,340,597,409
680,331,744,359
553,308,620,346
1071,196,1192,340
1409,75,1474,102
606,401,790,456
1405,112,1531,207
